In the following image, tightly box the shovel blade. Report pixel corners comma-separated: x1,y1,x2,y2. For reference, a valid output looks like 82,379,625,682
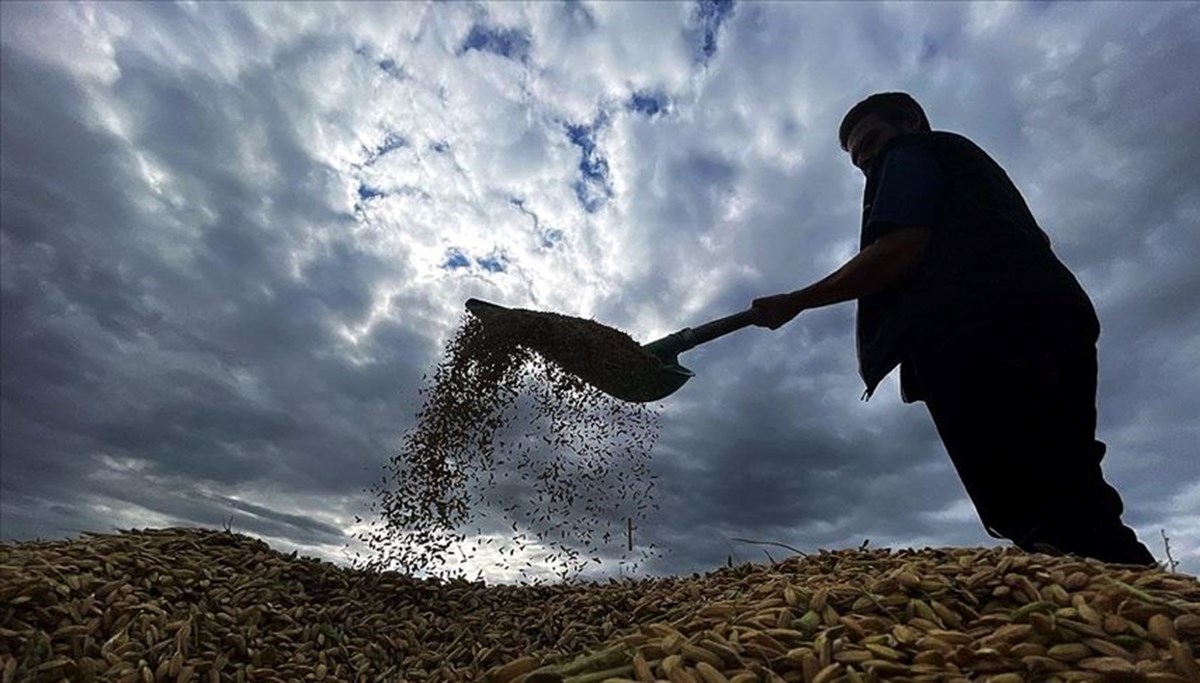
627,360,693,402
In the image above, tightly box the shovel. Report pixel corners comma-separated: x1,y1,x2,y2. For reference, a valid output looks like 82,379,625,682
465,298,758,402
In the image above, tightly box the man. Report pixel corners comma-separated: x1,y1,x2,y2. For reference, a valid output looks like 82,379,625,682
751,92,1155,565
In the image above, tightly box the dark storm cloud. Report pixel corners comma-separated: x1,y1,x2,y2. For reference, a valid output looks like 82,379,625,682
996,8,1200,487
0,25,421,549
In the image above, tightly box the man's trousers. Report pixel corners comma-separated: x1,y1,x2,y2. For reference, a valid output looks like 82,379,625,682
911,316,1156,565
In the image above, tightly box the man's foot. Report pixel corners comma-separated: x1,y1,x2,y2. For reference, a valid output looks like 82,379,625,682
1021,521,1157,566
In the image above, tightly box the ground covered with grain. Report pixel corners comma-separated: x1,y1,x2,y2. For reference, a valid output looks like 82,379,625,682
3,528,1199,683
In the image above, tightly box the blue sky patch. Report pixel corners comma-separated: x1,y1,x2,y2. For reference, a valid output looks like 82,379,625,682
629,90,670,117
440,247,508,273
475,251,508,273
511,197,563,249
694,0,735,65
539,229,564,249
357,183,385,202
461,24,532,62
508,195,559,248
442,248,471,270
377,57,407,79
377,132,407,154
566,119,613,213
363,132,407,164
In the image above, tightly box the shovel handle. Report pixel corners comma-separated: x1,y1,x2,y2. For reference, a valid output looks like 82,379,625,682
644,309,758,360
689,308,759,347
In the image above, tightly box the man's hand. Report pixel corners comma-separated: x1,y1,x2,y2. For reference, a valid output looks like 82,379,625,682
752,291,805,330
750,226,930,331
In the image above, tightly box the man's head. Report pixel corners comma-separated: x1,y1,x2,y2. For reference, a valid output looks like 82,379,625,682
839,92,931,175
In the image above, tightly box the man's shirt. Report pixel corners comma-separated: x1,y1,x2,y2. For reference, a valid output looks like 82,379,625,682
864,145,946,243
855,131,1100,402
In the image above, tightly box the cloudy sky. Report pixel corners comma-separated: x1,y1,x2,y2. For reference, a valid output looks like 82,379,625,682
2,1,1198,581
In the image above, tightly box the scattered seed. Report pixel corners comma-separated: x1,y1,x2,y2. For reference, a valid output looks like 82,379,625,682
355,311,664,582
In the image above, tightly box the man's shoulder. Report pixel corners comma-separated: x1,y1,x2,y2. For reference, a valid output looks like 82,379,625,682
890,131,1008,178
896,130,985,154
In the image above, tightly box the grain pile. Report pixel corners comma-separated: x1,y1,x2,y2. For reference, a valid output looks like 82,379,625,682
3,528,1199,683
357,311,661,582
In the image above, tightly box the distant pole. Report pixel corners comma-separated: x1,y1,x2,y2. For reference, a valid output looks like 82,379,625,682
627,517,633,552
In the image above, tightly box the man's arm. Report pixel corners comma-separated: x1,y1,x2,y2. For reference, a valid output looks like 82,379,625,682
752,225,931,329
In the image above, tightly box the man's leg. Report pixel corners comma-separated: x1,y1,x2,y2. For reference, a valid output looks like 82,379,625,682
914,319,1155,565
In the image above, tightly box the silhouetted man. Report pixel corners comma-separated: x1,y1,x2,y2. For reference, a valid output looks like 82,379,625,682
751,92,1155,565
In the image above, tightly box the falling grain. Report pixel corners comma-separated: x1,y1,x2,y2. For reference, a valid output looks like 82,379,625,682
356,310,663,582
